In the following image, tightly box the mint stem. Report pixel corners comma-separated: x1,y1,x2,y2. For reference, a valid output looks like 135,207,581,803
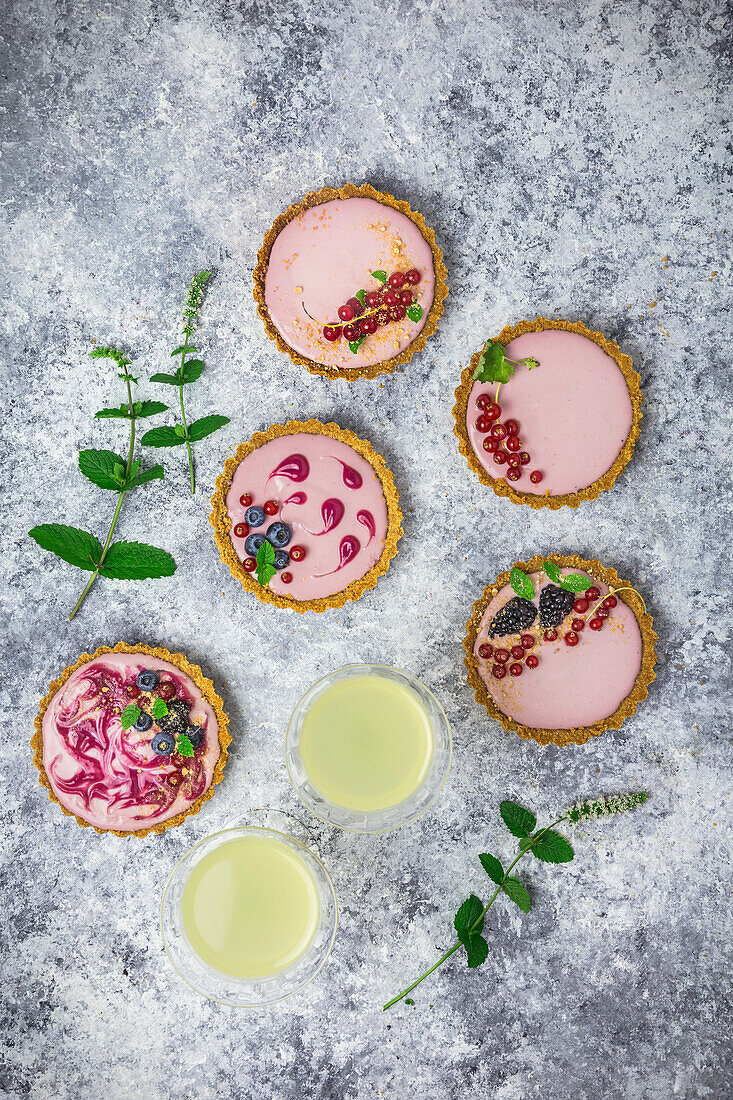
382,815,568,1011
178,334,194,495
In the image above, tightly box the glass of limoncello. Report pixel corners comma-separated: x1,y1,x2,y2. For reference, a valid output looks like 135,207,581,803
286,664,452,833
160,825,337,1005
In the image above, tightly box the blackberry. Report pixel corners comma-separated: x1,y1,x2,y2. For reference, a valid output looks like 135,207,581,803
158,698,191,737
488,597,537,639
539,584,575,629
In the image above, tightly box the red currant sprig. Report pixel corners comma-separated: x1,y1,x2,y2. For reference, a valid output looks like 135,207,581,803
305,269,423,347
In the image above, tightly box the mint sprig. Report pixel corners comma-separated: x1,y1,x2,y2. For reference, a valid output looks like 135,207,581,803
120,704,141,730
542,559,599,593
142,271,229,494
255,539,276,587
473,340,540,385
176,733,194,758
383,792,650,1010
509,567,534,600
28,346,175,621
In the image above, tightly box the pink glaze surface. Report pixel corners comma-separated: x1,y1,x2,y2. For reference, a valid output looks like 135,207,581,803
474,570,643,730
467,329,634,496
226,432,389,601
42,653,220,831
264,197,435,370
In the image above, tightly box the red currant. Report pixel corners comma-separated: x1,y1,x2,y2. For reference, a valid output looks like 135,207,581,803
126,683,141,699
486,403,502,421
289,545,306,562
399,289,414,306
357,318,371,336
519,452,531,465
280,572,293,584
478,643,493,659
571,618,585,632
158,681,176,701
521,634,535,649
573,598,589,614
511,645,524,660
233,522,248,539
346,296,364,316
494,648,509,663
544,629,558,641
323,325,342,342
476,414,492,433
504,419,519,436
365,291,382,308
505,436,521,452
493,450,508,464
239,493,252,507
338,304,354,322
507,453,521,468
405,269,421,285
530,471,543,484
476,393,491,410
388,271,406,289
589,617,603,630
243,557,256,573
585,586,600,601
389,305,406,321
506,468,521,481
376,309,391,326
597,607,610,619
490,424,507,440
526,654,539,669
263,500,278,516
603,595,617,609
483,438,498,452
509,662,523,676
492,664,506,679
342,324,359,341
365,317,379,335
564,631,579,647
383,291,398,307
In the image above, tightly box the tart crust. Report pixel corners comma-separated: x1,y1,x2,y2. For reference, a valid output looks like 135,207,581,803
253,183,449,381
453,318,643,509
210,419,403,612
32,642,231,836
464,554,657,747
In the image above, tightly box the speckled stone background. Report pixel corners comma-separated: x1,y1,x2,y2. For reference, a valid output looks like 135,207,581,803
1,1,731,1097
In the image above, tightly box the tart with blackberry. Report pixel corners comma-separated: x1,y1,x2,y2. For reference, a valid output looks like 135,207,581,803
254,183,448,380
464,554,657,746
210,419,402,611
453,318,642,508
33,643,230,835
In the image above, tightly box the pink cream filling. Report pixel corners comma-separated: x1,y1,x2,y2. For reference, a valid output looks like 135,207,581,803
264,196,436,370
474,570,643,730
226,433,389,601
466,329,634,496
42,654,220,831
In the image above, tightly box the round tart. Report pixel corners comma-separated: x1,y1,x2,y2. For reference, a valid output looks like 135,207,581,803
33,643,230,835
210,419,402,611
453,319,642,508
464,554,657,746
253,183,448,380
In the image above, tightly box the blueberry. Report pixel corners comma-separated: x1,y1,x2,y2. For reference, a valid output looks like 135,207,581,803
244,533,266,557
187,725,205,749
134,712,153,732
244,505,266,528
273,549,290,570
151,731,176,756
266,521,292,549
136,669,160,692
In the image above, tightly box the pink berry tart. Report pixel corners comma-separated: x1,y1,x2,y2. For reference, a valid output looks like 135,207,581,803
210,419,403,611
253,183,448,380
453,319,642,508
465,555,657,746
32,643,230,835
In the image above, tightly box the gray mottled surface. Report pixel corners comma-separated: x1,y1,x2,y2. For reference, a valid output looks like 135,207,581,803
1,1,731,1097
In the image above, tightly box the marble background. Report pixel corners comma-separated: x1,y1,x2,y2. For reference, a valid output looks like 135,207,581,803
1,1,730,1097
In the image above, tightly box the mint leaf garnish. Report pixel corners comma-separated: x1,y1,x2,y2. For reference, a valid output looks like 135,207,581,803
473,341,541,385
406,303,423,323
121,704,141,730
454,894,484,942
530,831,574,863
509,567,534,600
78,449,128,491
371,270,387,284
499,801,537,838
355,289,367,306
478,853,504,885
176,733,194,757
140,425,187,448
98,541,176,580
543,560,561,583
149,372,180,385
28,524,102,571
151,698,168,719
187,414,230,441
559,574,591,593
255,539,277,587
501,877,531,913
348,337,366,355
126,464,165,489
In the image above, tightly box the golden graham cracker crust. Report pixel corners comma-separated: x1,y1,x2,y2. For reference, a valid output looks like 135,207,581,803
464,554,657,747
32,642,231,837
452,318,643,509
253,183,449,381
210,419,403,612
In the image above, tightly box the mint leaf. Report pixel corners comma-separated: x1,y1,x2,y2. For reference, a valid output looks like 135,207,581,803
177,359,204,385
174,424,186,437
479,853,504,885
98,541,176,580
187,414,230,441
171,345,197,356
135,400,169,418
543,560,562,583
406,304,423,323
151,698,168,719
473,340,511,384
530,830,574,863
454,894,484,943
355,289,367,306
176,733,194,757
120,704,141,730
559,574,592,593
499,801,537,838
510,567,534,600
464,933,489,969
78,449,127,490
118,372,139,383
255,539,276,587
94,404,132,419
371,270,387,284
149,372,180,385
28,524,102,571
126,464,165,489
518,835,535,851
348,337,366,355
501,876,531,913
140,426,187,448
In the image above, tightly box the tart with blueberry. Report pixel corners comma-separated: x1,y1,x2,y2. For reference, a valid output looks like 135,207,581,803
464,554,657,746
453,319,642,508
32,643,230,835
253,183,448,380
210,419,402,611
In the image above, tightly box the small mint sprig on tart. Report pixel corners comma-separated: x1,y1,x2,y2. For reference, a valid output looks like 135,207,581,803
306,267,424,354
473,339,539,385
28,347,176,621
383,792,650,1010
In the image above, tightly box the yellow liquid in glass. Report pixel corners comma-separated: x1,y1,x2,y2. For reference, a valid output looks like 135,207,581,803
299,675,434,812
182,836,319,979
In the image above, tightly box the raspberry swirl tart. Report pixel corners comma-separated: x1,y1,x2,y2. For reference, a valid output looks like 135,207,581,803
33,643,230,835
254,183,448,380
465,554,657,746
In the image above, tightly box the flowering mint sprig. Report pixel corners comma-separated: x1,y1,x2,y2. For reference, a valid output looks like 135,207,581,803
383,791,650,1011
28,347,175,621
142,271,230,494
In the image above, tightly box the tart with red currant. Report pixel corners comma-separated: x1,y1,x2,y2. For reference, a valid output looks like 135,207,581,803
453,318,642,508
464,554,657,746
33,643,230,835
210,419,403,611
253,183,448,380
